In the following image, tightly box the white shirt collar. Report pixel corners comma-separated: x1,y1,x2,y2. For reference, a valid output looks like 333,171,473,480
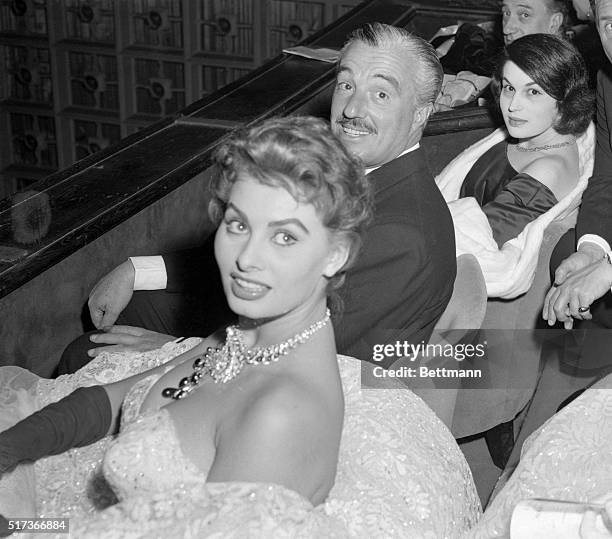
364,143,420,175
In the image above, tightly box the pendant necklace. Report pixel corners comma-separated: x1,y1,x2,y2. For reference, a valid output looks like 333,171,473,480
515,138,575,152
162,309,331,400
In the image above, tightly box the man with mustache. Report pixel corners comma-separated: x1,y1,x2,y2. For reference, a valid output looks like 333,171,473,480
59,23,456,371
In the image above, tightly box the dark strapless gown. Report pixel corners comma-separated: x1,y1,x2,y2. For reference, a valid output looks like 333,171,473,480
460,141,558,247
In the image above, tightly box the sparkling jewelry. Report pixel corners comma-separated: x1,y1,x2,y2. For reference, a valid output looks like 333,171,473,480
515,139,575,153
161,309,331,399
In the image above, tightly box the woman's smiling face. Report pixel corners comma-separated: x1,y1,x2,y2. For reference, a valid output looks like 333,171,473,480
214,175,345,321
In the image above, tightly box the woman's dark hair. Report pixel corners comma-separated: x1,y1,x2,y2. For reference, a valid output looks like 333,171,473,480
491,33,594,135
209,115,373,306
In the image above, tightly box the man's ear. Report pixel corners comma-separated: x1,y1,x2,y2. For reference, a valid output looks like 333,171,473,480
323,240,351,279
549,11,564,34
414,102,434,129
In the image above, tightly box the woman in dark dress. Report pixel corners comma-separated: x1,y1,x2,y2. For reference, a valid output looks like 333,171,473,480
460,33,593,248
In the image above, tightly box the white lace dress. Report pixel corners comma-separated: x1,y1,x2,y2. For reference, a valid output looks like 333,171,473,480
0,340,481,538
466,373,612,538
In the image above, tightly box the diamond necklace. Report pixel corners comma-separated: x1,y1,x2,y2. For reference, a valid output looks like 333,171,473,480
161,309,331,400
515,138,575,152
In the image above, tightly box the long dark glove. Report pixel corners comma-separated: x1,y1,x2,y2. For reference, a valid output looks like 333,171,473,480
0,385,111,475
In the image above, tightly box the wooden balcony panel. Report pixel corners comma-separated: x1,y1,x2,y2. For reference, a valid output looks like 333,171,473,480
0,124,231,296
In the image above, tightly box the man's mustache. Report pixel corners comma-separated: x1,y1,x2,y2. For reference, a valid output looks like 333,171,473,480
335,118,377,135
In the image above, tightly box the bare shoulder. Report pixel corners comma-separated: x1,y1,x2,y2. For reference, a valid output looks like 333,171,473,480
207,369,342,500
242,376,325,435
522,152,579,200
209,374,333,472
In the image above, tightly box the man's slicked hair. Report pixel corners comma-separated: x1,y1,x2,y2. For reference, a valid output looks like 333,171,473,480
340,22,443,110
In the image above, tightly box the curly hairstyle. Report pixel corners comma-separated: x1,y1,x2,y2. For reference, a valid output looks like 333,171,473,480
209,115,373,305
491,33,594,135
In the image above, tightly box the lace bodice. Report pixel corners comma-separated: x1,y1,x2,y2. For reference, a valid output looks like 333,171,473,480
103,370,212,502
103,409,207,502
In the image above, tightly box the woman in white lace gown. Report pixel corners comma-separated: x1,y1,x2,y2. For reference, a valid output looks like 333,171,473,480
0,116,481,538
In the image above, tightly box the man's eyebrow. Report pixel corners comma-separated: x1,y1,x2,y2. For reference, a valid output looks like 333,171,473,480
336,65,400,92
268,218,310,234
374,73,401,93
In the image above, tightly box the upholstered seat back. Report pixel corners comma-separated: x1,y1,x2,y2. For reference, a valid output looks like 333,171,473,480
436,253,487,332
412,253,487,427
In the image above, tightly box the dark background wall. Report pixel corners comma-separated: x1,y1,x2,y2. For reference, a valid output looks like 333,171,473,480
0,0,366,199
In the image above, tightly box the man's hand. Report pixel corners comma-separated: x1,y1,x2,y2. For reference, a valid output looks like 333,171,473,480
543,259,612,328
88,326,175,357
88,261,136,329
554,242,606,286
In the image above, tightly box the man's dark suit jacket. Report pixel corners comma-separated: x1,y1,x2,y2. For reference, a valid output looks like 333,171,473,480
163,148,457,365
577,67,612,245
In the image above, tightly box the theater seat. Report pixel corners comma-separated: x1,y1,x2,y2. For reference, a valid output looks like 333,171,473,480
412,253,487,427
450,219,573,441
436,253,487,331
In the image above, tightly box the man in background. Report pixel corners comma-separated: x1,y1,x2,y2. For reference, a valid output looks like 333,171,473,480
502,0,568,45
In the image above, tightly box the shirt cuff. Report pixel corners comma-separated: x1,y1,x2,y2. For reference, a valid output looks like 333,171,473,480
129,256,167,290
577,236,612,293
577,234,612,258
